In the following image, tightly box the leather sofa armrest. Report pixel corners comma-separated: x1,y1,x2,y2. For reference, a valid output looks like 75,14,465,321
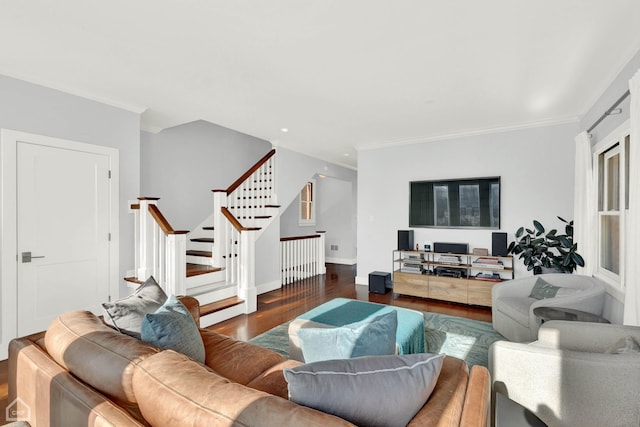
460,365,490,427
178,295,200,327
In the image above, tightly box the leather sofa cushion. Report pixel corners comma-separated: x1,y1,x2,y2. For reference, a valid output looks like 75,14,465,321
133,350,355,427
45,310,160,407
407,356,469,426
495,297,536,327
200,329,287,385
9,337,147,427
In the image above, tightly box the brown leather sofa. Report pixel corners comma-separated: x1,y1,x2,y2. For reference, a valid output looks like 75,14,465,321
9,297,490,427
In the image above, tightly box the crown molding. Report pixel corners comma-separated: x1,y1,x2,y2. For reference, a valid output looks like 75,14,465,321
356,116,580,152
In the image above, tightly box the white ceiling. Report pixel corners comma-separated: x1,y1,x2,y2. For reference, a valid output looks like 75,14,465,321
2,1,640,168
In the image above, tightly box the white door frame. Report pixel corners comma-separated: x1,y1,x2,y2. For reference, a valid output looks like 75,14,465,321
0,129,119,360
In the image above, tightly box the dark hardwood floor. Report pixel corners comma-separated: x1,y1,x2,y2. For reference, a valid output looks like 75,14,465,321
209,263,492,339
0,263,491,425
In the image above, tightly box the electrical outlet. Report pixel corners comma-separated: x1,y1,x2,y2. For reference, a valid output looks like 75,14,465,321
330,244,339,251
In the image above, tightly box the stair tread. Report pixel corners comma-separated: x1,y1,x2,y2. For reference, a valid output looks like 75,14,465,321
186,263,221,277
200,296,244,316
124,276,145,285
186,250,212,257
202,226,215,231
191,237,214,243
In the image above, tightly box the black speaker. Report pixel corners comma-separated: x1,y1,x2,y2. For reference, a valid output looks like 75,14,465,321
492,232,508,256
433,242,469,254
398,230,414,250
369,271,392,294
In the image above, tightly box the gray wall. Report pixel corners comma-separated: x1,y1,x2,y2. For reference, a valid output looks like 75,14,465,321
0,74,140,298
140,120,272,231
277,148,358,263
578,48,640,323
581,49,640,144
357,122,578,285
280,175,357,264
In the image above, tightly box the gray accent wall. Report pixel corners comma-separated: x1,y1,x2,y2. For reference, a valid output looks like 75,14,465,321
0,74,140,298
280,175,357,264
581,48,640,145
277,148,357,263
140,120,272,231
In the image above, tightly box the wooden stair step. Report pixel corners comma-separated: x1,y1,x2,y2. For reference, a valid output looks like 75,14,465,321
186,263,221,277
124,276,145,285
191,237,214,243
200,296,244,316
254,215,271,219
186,250,212,258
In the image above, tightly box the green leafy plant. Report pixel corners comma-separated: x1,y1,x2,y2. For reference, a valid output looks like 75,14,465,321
507,216,585,274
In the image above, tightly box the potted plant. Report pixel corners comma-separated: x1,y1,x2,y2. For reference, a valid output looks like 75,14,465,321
507,216,585,274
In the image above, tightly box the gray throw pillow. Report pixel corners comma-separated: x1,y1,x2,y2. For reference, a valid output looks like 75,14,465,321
297,311,397,363
102,276,168,338
528,277,562,300
141,295,205,363
284,353,445,427
606,336,640,354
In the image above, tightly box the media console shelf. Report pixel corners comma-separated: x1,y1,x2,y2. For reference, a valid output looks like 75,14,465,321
392,250,514,307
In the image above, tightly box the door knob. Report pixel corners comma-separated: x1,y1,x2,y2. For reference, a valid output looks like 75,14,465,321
21,252,45,263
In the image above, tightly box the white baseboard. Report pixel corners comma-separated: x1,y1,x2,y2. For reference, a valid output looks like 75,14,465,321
326,257,357,265
257,279,281,295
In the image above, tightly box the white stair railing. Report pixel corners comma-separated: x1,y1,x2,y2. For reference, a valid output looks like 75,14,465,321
280,232,326,285
134,198,187,296
211,149,278,314
225,149,277,224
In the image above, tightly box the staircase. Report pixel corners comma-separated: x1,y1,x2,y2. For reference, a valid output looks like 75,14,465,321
128,149,278,326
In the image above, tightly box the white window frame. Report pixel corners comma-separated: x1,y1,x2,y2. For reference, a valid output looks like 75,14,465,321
299,180,316,226
593,120,630,299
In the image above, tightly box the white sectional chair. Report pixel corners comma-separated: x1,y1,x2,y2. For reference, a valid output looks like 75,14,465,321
491,274,605,342
489,320,640,427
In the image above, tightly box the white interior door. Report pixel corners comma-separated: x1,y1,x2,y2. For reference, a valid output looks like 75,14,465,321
16,142,111,336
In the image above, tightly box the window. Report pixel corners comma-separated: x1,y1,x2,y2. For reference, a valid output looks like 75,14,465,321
299,180,315,226
594,126,630,292
434,184,450,226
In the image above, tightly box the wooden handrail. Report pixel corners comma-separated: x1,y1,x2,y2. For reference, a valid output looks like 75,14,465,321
221,207,261,232
148,204,188,235
280,234,320,242
224,149,276,195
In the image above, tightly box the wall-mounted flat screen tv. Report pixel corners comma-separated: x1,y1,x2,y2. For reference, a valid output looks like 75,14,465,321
410,177,500,229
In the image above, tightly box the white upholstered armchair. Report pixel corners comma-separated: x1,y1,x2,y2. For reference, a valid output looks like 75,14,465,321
489,320,640,427
491,274,606,342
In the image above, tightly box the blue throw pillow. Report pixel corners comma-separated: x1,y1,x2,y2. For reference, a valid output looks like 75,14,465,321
141,295,205,363
284,353,445,427
297,311,397,363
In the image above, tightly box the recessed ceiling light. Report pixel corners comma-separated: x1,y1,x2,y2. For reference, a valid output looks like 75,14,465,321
280,128,289,133
343,153,350,157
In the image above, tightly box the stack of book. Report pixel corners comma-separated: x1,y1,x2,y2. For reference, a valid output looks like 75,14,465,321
401,263,423,274
472,257,504,270
438,255,461,265
401,255,423,274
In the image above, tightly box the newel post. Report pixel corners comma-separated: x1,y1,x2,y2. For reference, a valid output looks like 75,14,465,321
316,231,326,275
165,233,187,296
212,190,227,267
238,230,257,313
137,198,159,281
